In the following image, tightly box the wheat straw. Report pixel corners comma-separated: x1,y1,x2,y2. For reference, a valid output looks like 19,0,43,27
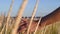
11,0,28,34
0,12,4,27
5,0,14,34
34,17,42,34
0,24,5,34
27,0,39,34
0,13,5,34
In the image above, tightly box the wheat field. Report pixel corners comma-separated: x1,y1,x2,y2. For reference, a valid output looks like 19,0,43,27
0,0,60,34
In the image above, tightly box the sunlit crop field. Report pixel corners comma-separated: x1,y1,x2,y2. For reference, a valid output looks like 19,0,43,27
0,15,60,34
0,0,60,34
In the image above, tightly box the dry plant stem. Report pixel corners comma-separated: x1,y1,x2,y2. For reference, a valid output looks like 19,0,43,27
34,17,42,34
0,13,4,27
11,0,28,34
5,0,14,34
43,25,46,34
0,24,5,34
27,0,39,34
0,13,5,34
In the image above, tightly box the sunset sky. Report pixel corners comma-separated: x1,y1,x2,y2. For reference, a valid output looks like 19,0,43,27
0,0,60,17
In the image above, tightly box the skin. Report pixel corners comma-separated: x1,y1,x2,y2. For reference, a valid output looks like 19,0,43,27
18,7,60,33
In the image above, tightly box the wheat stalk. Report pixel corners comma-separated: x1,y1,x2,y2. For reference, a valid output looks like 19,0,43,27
34,17,42,34
11,0,28,34
5,0,14,34
0,24,5,34
0,13,5,34
0,12,4,27
27,0,39,34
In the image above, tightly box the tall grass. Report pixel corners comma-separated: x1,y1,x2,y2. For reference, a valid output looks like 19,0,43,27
38,21,60,34
27,0,39,34
0,0,60,34
34,17,42,34
0,14,5,34
0,0,14,34
5,0,14,34
11,0,28,34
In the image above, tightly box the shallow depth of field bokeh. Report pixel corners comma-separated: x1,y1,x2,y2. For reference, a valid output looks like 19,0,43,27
0,0,60,34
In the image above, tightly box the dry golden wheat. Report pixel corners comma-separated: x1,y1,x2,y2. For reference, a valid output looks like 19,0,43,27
11,0,28,34
5,0,14,34
34,17,42,34
27,0,39,34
